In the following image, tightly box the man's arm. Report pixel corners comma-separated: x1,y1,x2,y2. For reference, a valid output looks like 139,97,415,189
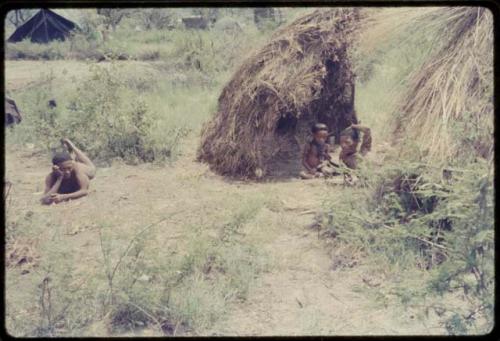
41,174,62,205
302,144,316,174
325,143,333,160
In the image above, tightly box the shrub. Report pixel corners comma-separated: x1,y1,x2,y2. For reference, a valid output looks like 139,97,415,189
62,65,183,164
318,159,494,334
7,64,190,164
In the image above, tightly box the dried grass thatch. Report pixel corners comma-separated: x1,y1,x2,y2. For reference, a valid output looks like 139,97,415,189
393,7,493,163
198,8,361,178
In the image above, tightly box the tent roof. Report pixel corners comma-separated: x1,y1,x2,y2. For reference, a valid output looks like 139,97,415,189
8,9,77,43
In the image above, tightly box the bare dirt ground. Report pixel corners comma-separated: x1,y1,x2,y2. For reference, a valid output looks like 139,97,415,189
5,136,446,336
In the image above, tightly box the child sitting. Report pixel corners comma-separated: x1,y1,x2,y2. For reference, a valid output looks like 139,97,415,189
339,123,372,169
299,123,340,179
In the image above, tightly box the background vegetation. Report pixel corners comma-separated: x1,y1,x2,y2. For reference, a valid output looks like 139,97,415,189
325,7,494,334
5,8,312,163
5,7,494,336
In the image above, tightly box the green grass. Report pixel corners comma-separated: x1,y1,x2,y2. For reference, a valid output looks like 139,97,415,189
5,196,269,337
317,158,494,334
5,60,227,164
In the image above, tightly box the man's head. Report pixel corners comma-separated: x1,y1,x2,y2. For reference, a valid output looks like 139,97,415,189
311,123,329,144
52,152,74,179
339,126,360,150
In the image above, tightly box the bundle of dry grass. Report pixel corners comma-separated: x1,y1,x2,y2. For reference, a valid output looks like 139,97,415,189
393,7,493,163
198,8,361,178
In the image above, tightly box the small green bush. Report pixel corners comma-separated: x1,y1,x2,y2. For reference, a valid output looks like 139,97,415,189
62,65,187,163
7,65,191,164
318,159,494,334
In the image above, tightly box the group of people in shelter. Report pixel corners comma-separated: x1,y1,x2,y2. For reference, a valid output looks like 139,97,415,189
300,122,371,182
42,123,370,205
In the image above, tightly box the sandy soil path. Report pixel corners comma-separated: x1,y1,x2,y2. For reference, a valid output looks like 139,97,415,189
201,191,442,336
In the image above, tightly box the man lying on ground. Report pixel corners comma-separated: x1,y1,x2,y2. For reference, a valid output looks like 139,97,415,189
300,123,341,179
41,138,96,205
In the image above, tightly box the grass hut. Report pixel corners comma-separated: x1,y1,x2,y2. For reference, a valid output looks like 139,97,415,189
393,7,493,163
198,8,361,179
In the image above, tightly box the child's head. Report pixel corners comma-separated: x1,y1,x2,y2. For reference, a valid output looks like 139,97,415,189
339,126,359,150
52,151,74,179
311,123,329,143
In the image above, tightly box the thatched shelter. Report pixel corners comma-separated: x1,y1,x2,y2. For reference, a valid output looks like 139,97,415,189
198,8,361,179
393,7,493,163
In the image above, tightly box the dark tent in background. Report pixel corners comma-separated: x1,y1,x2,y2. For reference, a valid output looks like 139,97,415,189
8,9,77,43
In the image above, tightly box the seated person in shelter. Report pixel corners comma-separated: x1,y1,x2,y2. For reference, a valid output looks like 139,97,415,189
339,123,372,169
41,138,96,205
300,123,340,179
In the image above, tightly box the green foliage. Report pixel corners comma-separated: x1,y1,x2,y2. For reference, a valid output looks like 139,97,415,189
8,65,190,164
5,199,267,337
5,71,63,150
319,159,494,334
445,313,469,335
449,106,494,162
5,10,272,69
63,65,177,163
97,9,132,31
5,10,277,164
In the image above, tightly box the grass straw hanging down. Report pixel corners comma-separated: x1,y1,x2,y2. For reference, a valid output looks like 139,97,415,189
198,8,362,179
393,7,493,163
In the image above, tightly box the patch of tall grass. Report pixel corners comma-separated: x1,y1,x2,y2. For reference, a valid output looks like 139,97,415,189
328,8,494,335
317,157,494,334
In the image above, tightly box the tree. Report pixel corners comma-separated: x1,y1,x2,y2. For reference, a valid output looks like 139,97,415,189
253,8,283,29
7,9,35,28
192,8,219,25
139,9,175,30
96,8,131,31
